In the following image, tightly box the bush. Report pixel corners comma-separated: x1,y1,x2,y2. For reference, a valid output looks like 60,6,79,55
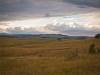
57,38,61,41
89,43,96,54
97,48,100,53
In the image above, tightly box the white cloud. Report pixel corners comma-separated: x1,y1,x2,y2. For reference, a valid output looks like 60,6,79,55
1,21,100,36
0,22,10,26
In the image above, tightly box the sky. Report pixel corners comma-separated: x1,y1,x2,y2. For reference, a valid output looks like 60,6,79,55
0,0,100,36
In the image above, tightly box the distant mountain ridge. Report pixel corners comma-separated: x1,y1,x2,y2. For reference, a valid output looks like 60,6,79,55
0,33,88,39
0,33,67,38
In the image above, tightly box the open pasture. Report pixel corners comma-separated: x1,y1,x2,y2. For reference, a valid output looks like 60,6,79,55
0,37,100,75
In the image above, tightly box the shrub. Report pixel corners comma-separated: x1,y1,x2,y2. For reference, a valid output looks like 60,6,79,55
97,48,100,53
57,38,61,41
39,54,42,57
89,43,96,54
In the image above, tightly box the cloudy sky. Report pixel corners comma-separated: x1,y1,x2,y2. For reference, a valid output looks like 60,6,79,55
0,0,100,36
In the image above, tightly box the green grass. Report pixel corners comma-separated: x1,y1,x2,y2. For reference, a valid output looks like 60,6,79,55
0,37,100,75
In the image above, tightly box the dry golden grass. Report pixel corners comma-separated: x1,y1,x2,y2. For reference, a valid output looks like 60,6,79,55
0,37,100,75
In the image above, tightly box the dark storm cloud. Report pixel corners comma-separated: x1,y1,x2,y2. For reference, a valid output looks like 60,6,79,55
0,0,99,22
0,0,41,21
0,0,62,21
63,0,100,8
78,5,88,8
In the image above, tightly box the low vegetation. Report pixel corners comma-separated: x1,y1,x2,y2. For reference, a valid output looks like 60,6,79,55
0,37,100,75
89,43,96,54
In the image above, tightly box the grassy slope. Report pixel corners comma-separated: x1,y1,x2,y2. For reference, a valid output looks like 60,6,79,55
0,37,100,75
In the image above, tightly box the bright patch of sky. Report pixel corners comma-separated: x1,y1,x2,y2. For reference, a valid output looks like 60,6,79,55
64,14,86,23
0,14,85,28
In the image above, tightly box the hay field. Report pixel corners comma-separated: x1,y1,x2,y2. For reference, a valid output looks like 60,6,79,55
0,37,100,75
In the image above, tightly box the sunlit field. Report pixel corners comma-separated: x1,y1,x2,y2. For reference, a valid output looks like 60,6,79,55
0,37,100,75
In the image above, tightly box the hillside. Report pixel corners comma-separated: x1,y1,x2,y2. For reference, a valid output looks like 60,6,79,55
0,33,88,39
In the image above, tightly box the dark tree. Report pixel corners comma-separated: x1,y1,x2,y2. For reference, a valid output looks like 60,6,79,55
94,33,100,39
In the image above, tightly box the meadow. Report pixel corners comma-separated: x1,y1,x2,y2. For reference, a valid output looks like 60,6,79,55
0,37,100,75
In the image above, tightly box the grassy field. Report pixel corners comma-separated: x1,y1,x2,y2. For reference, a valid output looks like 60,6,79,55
0,37,100,75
